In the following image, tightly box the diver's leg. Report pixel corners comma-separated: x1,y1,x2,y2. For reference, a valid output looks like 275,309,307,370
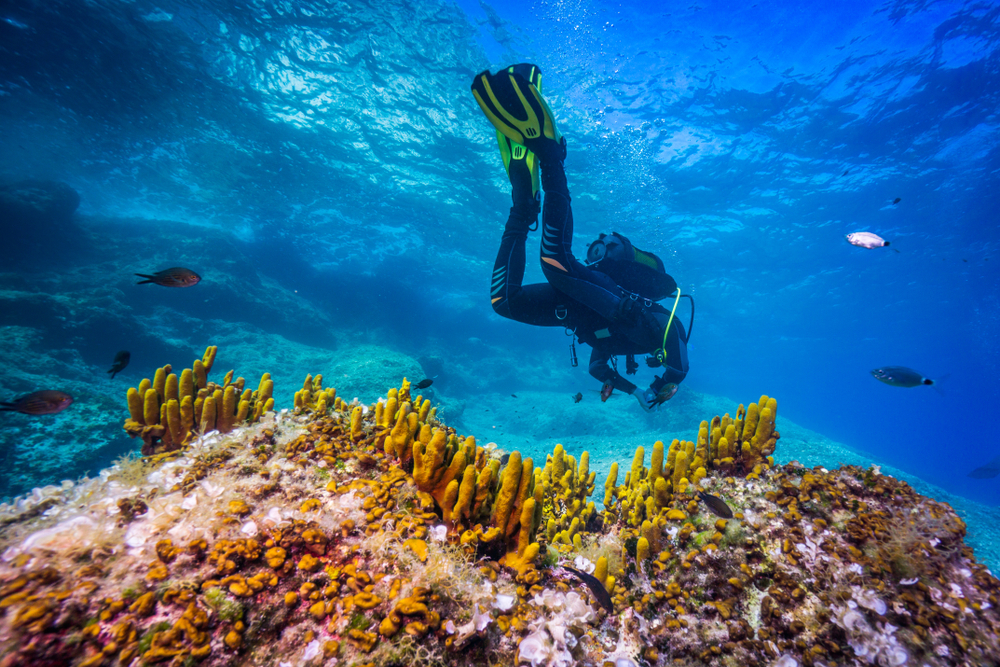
537,158,626,321
491,209,565,327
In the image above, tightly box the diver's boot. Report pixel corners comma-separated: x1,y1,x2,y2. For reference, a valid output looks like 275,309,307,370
472,63,567,167
499,133,540,222
492,66,543,223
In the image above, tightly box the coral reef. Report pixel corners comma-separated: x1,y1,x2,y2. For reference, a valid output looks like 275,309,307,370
1,359,999,667
121,346,274,455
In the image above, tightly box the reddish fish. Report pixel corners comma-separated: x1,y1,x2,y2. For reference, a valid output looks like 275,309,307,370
653,383,678,405
135,267,201,287
0,390,73,415
600,382,613,402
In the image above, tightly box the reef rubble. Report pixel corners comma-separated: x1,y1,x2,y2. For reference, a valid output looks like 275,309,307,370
1,359,999,667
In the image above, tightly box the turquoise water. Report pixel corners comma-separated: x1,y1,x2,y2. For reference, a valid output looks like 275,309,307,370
0,0,998,541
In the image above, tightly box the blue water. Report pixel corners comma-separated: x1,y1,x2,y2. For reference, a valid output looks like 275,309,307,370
0,0,998,509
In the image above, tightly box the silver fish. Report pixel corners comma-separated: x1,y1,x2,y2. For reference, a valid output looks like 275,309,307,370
871,366,933,388
846,232,890,249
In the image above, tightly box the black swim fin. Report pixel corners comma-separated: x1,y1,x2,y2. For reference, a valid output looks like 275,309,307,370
472,63,565,165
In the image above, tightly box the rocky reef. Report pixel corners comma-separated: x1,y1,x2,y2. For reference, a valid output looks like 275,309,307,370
1,353,998,667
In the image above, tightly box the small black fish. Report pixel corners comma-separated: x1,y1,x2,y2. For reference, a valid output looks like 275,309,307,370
893,197,901,204
697,491,734,519
0,390,73,415
842,169,850,176
562,566,614,613
135,267,201,287
108,350,130,379
870,366,934,388
511,394,517,398
968,455,1000,479
573,392,583,403
414,378,433,390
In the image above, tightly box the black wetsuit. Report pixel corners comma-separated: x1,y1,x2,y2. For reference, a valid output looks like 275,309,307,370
490,158,688,395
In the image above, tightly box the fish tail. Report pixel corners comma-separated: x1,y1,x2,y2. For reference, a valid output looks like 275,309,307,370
135,274,155,284
883,241,890,246
0,404,13,411
109,370,118,379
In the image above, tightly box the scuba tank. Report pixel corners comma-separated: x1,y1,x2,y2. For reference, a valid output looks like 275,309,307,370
584,232,677,302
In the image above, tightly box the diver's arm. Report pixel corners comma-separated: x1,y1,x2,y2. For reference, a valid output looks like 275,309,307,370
587,346,638,395
649,374,669,394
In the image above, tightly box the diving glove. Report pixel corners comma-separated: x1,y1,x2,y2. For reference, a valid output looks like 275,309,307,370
633,387,658,413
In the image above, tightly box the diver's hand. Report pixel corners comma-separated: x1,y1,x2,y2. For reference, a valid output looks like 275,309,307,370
633,387,657,413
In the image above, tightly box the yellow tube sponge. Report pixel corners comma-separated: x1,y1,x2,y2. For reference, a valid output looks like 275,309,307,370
603,462,618,510
413,429,449,491
641,519,658,554
504,457,535,539
491,452,523,540
449,464,477,525
649,440,664,489
388,409,414,462
293,374,337,414
382,397,398,429
741,402,759,443
754,397,778,453
501,495,541,576
166,400,182,444
143,388,159,426
193,359,207,389
697,421,710,464
636,536,650,563
541,443,597,549
672,448,689,493
152,366,168,401
127,388,144,424
653,477,670,508
628,446,645,489
181,396,194,436
200,396,217,434
594,556,609,592
165,373,179,404
202,345,217,372
124,345,271,456
666,439,679,469
218,385,237,433
350,406,363,439
179,369,193,403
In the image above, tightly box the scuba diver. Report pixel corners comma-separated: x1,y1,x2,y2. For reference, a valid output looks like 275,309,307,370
471,64,691,412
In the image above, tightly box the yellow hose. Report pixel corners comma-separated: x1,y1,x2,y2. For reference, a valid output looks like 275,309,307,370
659,288,682,363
